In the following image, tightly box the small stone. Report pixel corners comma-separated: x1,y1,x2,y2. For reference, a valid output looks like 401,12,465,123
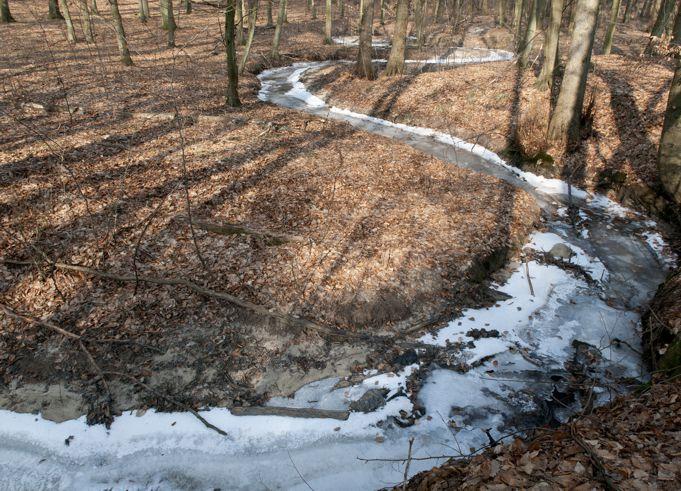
549,243,573,260
349,389,387,413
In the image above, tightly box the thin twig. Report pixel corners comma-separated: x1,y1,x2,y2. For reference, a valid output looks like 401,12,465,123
104,371,229,437
288,451,314,490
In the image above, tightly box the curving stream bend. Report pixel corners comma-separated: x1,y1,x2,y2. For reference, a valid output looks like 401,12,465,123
0,46,676,490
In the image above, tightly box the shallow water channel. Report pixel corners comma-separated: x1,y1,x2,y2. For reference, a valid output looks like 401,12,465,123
0,48,675,490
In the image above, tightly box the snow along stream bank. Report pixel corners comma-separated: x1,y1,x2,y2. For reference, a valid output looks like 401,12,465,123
0,49,677,490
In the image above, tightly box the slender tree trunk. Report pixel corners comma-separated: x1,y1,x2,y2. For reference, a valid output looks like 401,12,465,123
236,0,244,44
49,0,64,19
518,0,537,67
672,2,681,43
78,0,95,40
184,0,192,13
497,0,506,25
108,0,133,65
547,0,599,144
415,0,427,47
536,0,563,89
650,0,674,36
514,0,525,41
641,0,653,18
622,0,633,23
311,0,317,18
658,31,680,202
1,0,15,22
324,0,333,42
380,0,385,24
239,0,258,73
90,0,99,14
138,0,148,21
225,0,241,106
339,0,344,18
648,0,662,21
160,0,176,46
385,0,409,75
355,0,375,79
603,0,621,54
266,0,273,25
59,0,77,42
271,0,286,57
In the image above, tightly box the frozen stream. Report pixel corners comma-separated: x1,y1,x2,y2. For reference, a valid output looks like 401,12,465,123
0,48,676,490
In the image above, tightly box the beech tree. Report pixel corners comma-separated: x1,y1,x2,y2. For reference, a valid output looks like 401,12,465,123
658,8,681,203
355,0,375,79
1,0,14,22
536,0,563,89
603,0,622,54
324,0,332,43
650,0,674,36
239,0,258,73
518,0,538,67
225,0,241,106
385,0,409,75
271,0,287,58
547,0,599,144
49,0,64,19
160,0,176,47
109,0,133,65
59,0,77,42
139,0,149,22
79,0,95,40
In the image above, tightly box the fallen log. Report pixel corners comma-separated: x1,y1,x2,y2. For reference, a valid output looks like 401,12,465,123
230,406,349,420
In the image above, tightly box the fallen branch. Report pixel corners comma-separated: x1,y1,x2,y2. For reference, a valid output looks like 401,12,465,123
230,406,349,420
104,371,229,437
193,218,303,246
570,423,621,491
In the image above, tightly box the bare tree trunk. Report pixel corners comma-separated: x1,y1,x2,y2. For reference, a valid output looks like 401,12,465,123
271,0,287,57
547,0,599,144
385,0,409,75
49,0,64,19
518,0,537,67
239,0,258,73
497,0,506,25
266,0,273,25
59,0,77,42
78,0,94,40
339,0,344,18
311,0,317,18
514,0,524,41
673,2,681,43
355,0,375,79
138,0,149,21
415,0,427,47
108,0,133,65
324,0,332,42
603,0,621,54
536,0,563,89
1,0,14,22
650,0,674,36
160,0,176,47
225,0,241,106
236,0,244,44
90,0,99,14
658,58,681,203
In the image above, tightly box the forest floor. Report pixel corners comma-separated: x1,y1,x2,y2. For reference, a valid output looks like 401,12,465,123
0,0,541,422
